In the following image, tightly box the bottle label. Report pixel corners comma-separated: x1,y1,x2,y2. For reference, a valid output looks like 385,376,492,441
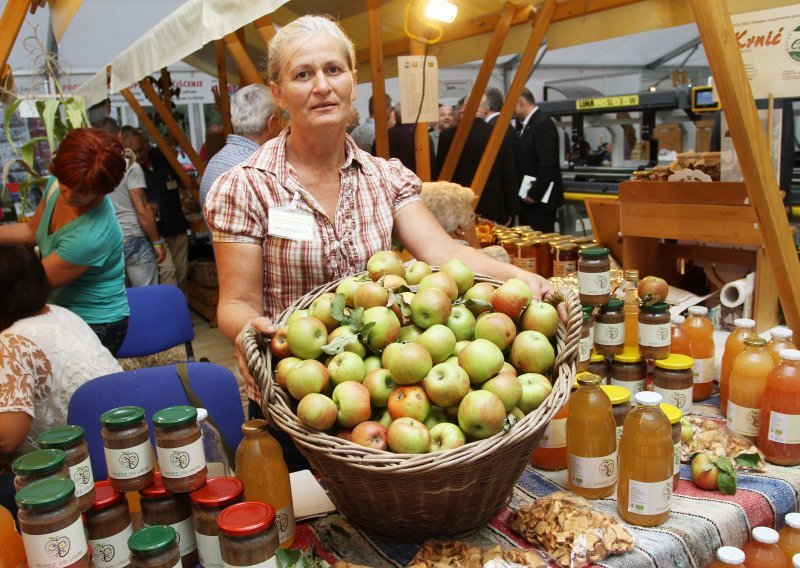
692,358,715,384
68,454,94,498
275,503,296,546
553,260,576,277
569,451,618,489
594,322,625,346
578,336,592,363
578,270,610,296
627,478,672,515
539,418,567,449
223,558,278,568
673,442,681,475
726,400,761,437
767,411,800,445
156,437,206,479
653,385,693,414
88,523,134,568
196,533,223,568
144,517,197,556
104,440,154,480
22,517,88,568
610,378,646,401
638,322,670,347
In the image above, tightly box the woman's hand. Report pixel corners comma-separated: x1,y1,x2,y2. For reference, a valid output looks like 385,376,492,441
512,270,568,323
234,317,277,403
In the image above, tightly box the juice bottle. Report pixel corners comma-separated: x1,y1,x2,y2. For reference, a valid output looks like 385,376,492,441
727,337,775,443
767,327,797,365
624,269,640,349
720,318,757,415
779,513,800,566
566,373,618,499
670,314,691,357
617,391,673,527
531,378,576,470
742,526,787,567
684,306,715,401
235,419,296,548
708,546,746,568
759,349,800,466
0,503,26,568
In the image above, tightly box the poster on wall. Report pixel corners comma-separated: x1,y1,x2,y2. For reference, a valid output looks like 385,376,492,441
398,55,439,124
730,5,800,99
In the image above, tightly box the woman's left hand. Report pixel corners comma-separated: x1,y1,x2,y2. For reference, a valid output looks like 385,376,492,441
514,270,568,323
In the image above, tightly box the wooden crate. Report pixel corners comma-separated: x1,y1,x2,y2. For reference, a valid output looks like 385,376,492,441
188,281,218,327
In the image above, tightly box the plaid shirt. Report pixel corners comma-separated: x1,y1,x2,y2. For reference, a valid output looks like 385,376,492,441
205,129,421,323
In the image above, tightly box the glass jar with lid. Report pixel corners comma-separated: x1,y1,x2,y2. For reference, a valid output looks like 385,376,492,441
190,477,245,568
128,525,180,568
659,403,683,490
552,242,578,277
85,480,133,568
513,239,537,272
217,502,280,568
638,303,671,360
533,239,553,279
578,247,611,306
654,354,694,414
36,425,95,513
151,405,207,493
100,406,155,492
140,473,198,568
12,449,68,494
578,308,593,372
588,353,608,382
594,299,626,357
609,348,647,402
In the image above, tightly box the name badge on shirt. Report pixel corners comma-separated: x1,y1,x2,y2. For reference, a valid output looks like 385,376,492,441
166,180,179,190
268,193,315,242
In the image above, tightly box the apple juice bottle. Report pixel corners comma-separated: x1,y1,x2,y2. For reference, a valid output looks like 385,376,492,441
767,327,797,365
566,373,617,499
531,377,578,470
779,513,800,567
708,546,746,568
742,526,787,568
720,318,756,415
727,337,774,443
758,349,800,466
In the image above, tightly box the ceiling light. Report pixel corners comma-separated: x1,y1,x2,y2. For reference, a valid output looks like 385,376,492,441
649,86,657,92
425,0,458,23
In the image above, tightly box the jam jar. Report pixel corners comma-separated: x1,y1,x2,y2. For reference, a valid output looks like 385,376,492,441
140,473,198,568
534,239,554,279
600,385,632,445
85,481,133,568
190,477,245,568
578,308,593,372
594,299,625,357
653,354,694,414
218,502,280,568
638,303,671,360
12,449,69,493
100,406,155,492
609,348,647,402
36,425,95,513
659,403,683,490
128,525,180,568
151,406,207,493
16,477,90,568
578,247,611,306
588,353,608,382
552,242,578,277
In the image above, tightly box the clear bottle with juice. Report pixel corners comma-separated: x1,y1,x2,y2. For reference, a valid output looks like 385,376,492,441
235,419,295,548
727,337,775,443
531,377,577,470
617,391,673,527
720,318,757,415
566,373,617,499
758,349,800,466
779,513,800,567
670,314,692,357
685,306,715,401
624,269,640,349
767,327,797,365
742,526,787,568
708,546,746,568
0,503,26,568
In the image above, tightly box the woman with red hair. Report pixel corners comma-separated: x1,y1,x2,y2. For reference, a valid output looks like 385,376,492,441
0,128,130,354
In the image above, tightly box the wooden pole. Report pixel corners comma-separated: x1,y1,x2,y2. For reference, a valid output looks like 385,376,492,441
223,31,264,86
159,67,175,147
366,0,389,158
409,39,431,182
215,40,232,137
470,0,556,198
253,15,276,47
0,0,31,73
689,0,800,336
438,2,517,182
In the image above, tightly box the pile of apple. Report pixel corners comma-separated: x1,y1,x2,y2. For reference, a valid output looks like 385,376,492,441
270,251,560,454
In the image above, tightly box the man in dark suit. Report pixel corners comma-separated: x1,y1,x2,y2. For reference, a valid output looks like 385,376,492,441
514,88,564,232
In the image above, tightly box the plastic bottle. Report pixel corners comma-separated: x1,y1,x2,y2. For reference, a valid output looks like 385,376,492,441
684,306,715,401
742,526,787,568
708,546,746,567
197,408,232,478
767,327,797,365
0,504,26,568
779,513,800,567
758,349,800,466
670,314,692,357
617,392,673,527
727,337,775,442
235,419,295,548
720,318,757,415
566,373,617,499
624,269,640,349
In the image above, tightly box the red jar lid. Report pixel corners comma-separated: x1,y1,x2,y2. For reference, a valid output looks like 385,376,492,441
217,501,276,537
91,480,124,510
190,477,244,507
139,472,173,498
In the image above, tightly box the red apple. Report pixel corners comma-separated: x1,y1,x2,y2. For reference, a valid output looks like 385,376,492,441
382,342,432,385
517,373,553,414
309,292,340,332
275,356,302,390
405,260,432,285
387,385,431,422
474,312,517,350
363,368,397,407
351,421,389,451
331,381,372,428
463,282,496,316
286,316,329,360
446,304,476,342
510,330,555,374
410,287,452,329
441,259,474,296
638,275,669,305
422,363,470,408
286,359,330,400
691,452,719,490
296,393,338,430
417,324,457,364
458,338,505,385
335,427,353,441
418,271,459,302
519,301,560,339
457,390,507,440
327,351,367,385
362,306,401,352
491,278,532,320
387,417,430,454
354,280,391,309
481,372,523,412
367,250,406,281
429,423,467,452
270,326,291,359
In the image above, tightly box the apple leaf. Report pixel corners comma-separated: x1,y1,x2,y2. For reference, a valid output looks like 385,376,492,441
341,306,364,329
463,298,492,311
717,470,737,495
734,453,762,469
276,549,302,567
715,456,735,476
331,294,347,322
392,291,412,319
321,335,357,355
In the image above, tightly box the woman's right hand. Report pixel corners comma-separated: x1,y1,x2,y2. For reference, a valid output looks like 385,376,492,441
234,316,277,403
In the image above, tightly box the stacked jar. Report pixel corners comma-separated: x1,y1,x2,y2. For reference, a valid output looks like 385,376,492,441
609,348,647,402
594,299,626,358
36,425,95,513
218,502,280,568
190,477,245,568
12,449,69,494
140,473,199,568
85,481,134,568
653,354,694,415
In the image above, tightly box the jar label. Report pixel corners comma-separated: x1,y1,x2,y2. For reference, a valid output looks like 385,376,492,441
609,378,646,401
594,322,625,346
653,385,693,414
539,418,567,449
578,270,610,296
638,322,670,347
104,440,154,480
578,336,592,363
144,517,197,556
156,437,206,479
569,451,618,489
512,257,537,272
673,442,681,475
275,503,296,546
726,401,760,437
223,558,278,568
627,478,672,516
22,516,88,568
553,260,576,277
767,411,800,445
692,358,715,384
616,425,624,445
68,454,94,498
88,523,133,568
196,533,223,568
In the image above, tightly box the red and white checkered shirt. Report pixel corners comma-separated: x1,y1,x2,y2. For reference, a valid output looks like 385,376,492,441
204,129,421,323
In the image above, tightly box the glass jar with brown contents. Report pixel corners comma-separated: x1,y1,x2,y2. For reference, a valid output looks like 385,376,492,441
552,243,578,277
37,425,95,513
513,238,537,272
600,385,632,445
190,477,245,568
100,406,155,492
578,247,611,306
653,354,694,414
12,449,69,494
128,525,180,568
140,473,198,568
85,481,133,568
588,353,608,382
610,348,647,402
638,303,671,360
151,406,207,493
534,239,554,279
217,502,280,568
659,403,683,490
594,299,625,357
578,309,593,372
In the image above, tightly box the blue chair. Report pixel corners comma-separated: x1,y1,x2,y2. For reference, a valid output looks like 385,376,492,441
117,285,195,359
67,362,244,480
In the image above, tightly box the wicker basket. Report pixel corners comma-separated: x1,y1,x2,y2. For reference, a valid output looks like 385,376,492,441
243,273,581,540
189,259,218,289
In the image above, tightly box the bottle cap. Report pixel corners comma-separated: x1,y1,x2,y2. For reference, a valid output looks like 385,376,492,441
688,306,708,316
733,318,756,329
785,512,800,529
771,326,794,339
579,246,609,258
12,449,67,476
654,354,694,371
590,352,606,363
190,477,244,508
671,314,686,325
128,525,177,553
100,406,146,427
716,546,745,564
577,373,603,387
152,405,198,428
780,349,800,362
91,480,125,511
36,425,85,449
624,269,639,281
751,526,779,544
600,385,631,404
634,391,661,406
15,477,75,510
196,408,208,421
743,336,767,348
613,347,643,363
659,403,682,424
640,302,669,313
217,501,276,537
599,298,624,311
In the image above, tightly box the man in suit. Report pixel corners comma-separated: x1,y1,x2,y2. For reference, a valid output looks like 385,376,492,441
479,87,504,126
514,88,564,232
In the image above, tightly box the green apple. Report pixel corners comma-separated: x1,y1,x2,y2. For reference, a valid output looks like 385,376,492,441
510,330,555,374
519,301,560,339
418,271,459,302
399,324,425,342
482,372,523,412
367,250,406,281
274,356,302,390
417,324,457,364
335,276,364,307
441,258,474,296
362,368,397,407
463,282,496,316
286,316,329,360
297,393,338,430
383,342,432,385
491,278,532,320
429,422,467,452
327,351,367,385
446,304,476,342
457,390,507,440
363,354,382,374
331,381,372,428
453,340,470,355
387,417,430,454
362,306,401,352
423,363,470,408
517,373,553,414
285,308,309,325
458,338,505,384
387,385,431,422
405,260,432,285
286,359,330,400
381,274,407,291
410,287,452,329
474,311,517,350
327,325,367,358
423,406,449,429
376,408,393,429
309,292,340,332
354,280,390,309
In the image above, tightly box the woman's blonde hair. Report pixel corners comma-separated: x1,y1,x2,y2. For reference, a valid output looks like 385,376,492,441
267,15,357,84
420,181,476,236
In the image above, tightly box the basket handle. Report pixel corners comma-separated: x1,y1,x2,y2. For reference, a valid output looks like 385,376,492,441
242,327,290,409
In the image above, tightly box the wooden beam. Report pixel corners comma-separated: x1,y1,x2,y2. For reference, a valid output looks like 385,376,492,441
252,14,276,47
438,2,516,183
0,0,31,73
139,79,205,176
223,31,265,86
470,0,556,198
215,40,232,137
409,39,430,182
689,0,800,336
551,0,643,22
366,0,389,158
159,67,175,147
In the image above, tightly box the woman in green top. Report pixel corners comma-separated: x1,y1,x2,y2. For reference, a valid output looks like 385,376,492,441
0,128,130,354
